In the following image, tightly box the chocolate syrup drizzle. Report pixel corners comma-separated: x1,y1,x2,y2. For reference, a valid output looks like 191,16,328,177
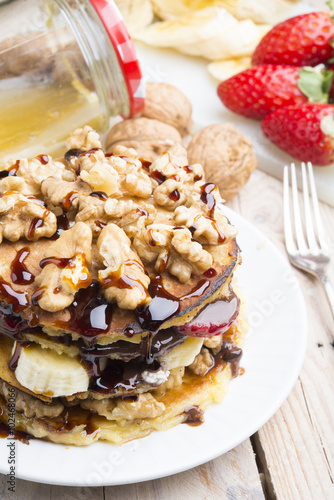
55,282,114,340
0,160,19,178
11,248,35,285
50,214,73,240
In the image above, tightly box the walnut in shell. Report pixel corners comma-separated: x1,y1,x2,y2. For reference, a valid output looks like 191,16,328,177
187,123,257,201
142,82,192,136
105,117,182,162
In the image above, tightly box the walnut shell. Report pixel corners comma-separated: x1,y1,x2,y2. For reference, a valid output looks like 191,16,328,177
142,83,193,136
187,123,257,201
105,117,182,162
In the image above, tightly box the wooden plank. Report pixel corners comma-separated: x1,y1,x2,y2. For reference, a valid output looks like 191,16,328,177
0,474,105,499
232,169,334,500
105,439,264,500
0,476,50,499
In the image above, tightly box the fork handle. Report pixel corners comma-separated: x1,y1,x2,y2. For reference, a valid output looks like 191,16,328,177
318,273,334,322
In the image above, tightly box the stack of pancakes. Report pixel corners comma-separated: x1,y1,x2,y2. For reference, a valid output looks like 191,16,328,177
0,128,246,445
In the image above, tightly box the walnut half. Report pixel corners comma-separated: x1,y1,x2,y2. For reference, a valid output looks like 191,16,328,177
97,224,151,310
0,191,56,243
34,222,92,312
66,125,102,151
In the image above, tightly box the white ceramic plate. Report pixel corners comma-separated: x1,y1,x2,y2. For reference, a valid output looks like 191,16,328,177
0,207,307,486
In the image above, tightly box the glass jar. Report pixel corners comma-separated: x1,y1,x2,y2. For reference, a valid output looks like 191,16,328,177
0,0,144,163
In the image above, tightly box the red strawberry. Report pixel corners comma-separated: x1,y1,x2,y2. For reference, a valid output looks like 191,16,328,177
218,65,308,120
252,12,334,67
262,103,334,165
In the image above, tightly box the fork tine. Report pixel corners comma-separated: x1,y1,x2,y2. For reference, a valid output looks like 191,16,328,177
301,162,318,251
283,165,297,254
291,163,307,252
307,162,328,250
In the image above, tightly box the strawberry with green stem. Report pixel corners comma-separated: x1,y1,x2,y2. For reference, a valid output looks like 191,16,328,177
262,103,334,166
217,64,333,120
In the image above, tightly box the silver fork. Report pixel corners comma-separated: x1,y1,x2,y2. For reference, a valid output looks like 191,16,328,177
283,162,334,321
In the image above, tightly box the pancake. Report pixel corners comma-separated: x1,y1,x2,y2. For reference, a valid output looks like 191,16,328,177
0,126,245,445
0,236,239,343
0,311,247,445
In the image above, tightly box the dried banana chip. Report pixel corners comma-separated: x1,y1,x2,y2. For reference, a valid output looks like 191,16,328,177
151,0,240,21
115,0,153,34
228,0,300,24
208,57,251,81
151,0,300,24
135,7,269,61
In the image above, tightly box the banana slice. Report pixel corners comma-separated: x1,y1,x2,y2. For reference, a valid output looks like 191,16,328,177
134,7,266,60
208,56,251,81
14,343,89,398
159,337,203,370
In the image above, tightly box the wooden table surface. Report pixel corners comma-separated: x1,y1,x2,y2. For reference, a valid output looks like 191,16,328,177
0,168,333,500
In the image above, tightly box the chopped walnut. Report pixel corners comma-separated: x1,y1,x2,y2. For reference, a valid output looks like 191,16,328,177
97,224,151,309
171,228,213,279
133,221,173,270
188,347,214,377
149,151,178,180
0,156,75,197
80,393,165,421
34,222,92,312
75,195,106,232
108,148,152,198
41,177,92,213
174,205,237,245
75,195,156,238
66,125,102,151
79,398,116,419
0,176,25,194
119,202,157,240
0,382,64,419
148,152,206,211
76,146,152,199
134,223,212,283
112,144,140,161
0,192,56,243
153,367,185,397
112,394,165,421
78,150,120,196
104,198,136,218
153,178,186,210
123,168,152,198
75,149,105,172
203,335,223,355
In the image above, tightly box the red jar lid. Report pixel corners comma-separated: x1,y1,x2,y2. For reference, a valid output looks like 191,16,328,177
89,0,145,117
